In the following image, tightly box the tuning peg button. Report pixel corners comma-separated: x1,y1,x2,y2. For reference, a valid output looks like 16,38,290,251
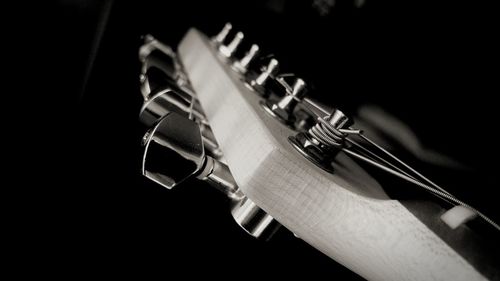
142,112,206,189
142,112,235,194
142,112,281,240
139,86,224,159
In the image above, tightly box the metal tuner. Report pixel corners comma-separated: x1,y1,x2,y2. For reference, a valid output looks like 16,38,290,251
142,112,281,240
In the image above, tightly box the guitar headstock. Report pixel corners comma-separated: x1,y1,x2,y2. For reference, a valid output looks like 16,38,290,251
137,24,499,281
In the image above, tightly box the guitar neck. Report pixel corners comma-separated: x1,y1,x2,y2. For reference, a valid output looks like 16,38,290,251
177,28,497,281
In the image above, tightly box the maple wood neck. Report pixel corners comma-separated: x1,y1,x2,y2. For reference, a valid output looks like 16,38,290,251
177,28,498,281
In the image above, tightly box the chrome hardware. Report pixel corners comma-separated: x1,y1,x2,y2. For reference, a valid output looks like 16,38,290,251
212,22,232,45
138,36,222,159
245,57,279,96
288,108,352,172
140,67,195,101
138,37,198,114
142,112,206,189
261,75,308,126
142,112,235,194
142,112,281,239
219,31,244,58
139,88,204,126
231,196,281,241
139,34,177,62
139,35,193,99
232,44,259,74
139,87,222,160
288,104,500,230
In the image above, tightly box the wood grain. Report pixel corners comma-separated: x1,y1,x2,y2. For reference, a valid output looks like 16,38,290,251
178,28,489,281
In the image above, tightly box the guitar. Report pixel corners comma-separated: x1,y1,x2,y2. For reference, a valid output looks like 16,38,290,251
138,25,499,281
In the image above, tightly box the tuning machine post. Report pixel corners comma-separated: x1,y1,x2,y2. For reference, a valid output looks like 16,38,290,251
232,44,260,74
213,23,262,75
212,22,232,46
288,108,353,172
244,56,280,97
142,112,281,240
219,31,244,58
260,74,310,129
212,22,245,59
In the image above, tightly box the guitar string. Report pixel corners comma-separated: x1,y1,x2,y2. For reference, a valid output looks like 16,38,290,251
358,133,453,196
316,114,454,198
142,48,498,230
308,109,500,230
342,147,500,231
346,131,456,203
346,138,422,182
356,133,500,230
305,99,454,196
343,128,499,230
344,137,455,205
304,101,485,221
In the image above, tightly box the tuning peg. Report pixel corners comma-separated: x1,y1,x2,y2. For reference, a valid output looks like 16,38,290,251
142,112,281,240
219,31,244,58
139,87,204,126
139,38,177,87
245,57,279,96
212,22,232,45
139,36,193,98
142,112,206,189
139,34,177,62
140,65,181,100
261,75,308,126
288,108,352,172
232,44,259,74
139,86,223,160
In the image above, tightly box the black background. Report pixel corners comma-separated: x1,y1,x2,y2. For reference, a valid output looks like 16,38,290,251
18,0,499,279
